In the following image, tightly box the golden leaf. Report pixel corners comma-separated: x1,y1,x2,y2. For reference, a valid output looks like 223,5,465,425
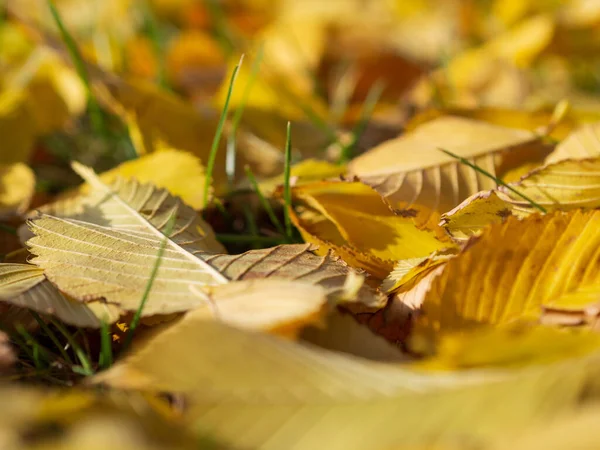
289,181,448,279
416,211,600,344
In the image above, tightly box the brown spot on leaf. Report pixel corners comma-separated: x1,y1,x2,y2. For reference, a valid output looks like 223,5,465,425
496,208,512,219
393,208,418,218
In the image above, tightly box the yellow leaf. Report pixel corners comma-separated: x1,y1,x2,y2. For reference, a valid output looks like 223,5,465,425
290,181,448,279
98,77,233,190
348,116,549,214
405,104,600,142
381,250,455,294
259,159,346,196
417,324,600,370
0,264,120,327
96,319,600,449
191,279,329,338
416,211,600,344
441,157,600,240
28,165,384,315
545,120,600,164
440,190,514,242
0,163,34,217
94,149,207,210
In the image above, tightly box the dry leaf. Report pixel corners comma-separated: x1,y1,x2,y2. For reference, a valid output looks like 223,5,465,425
289,181,448,279
28,164,384,316
74,149,208,210
348,116,550,215
441,157,600,240
545,120,600,164
96,319,600,450
190,279,329,338
415,211,600,346
0,264,120,327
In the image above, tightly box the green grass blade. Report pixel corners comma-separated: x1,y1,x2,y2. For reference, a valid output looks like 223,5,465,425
245,166,286,236
16,325,49,370
230,45,264,133
123,212,177,351
338,79,385,164
30,311,74,366
283,122,293,239
47,0,105,135
203,55,244,208
99,320,113,370
226,45,263,186
438,148,548,213
50,318,93,375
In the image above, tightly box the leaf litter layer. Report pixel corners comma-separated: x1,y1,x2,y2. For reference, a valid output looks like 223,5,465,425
6,0,600,448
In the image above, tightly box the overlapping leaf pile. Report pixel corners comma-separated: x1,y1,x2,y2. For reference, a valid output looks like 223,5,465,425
6,0,600,448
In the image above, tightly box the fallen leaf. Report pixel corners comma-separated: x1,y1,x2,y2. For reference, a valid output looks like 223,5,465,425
415,211,600,346
190,279,329,338
28,164,384,315
440,190,514,241
81,149,207,210
347,116,551,215
545,120,600,164
258,158,346,196
289,181,448,279
0,263,120,327
96,319,600,449
441,157,600,240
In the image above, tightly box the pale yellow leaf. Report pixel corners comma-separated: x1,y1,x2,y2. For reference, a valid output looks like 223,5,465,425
91,149,207,210
96,319,600,449
190,279,328,338
441,158,600,240
299,310,406,361
28,165,383,315
0,264,120,327
545,121,600,164
348,116,550,214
